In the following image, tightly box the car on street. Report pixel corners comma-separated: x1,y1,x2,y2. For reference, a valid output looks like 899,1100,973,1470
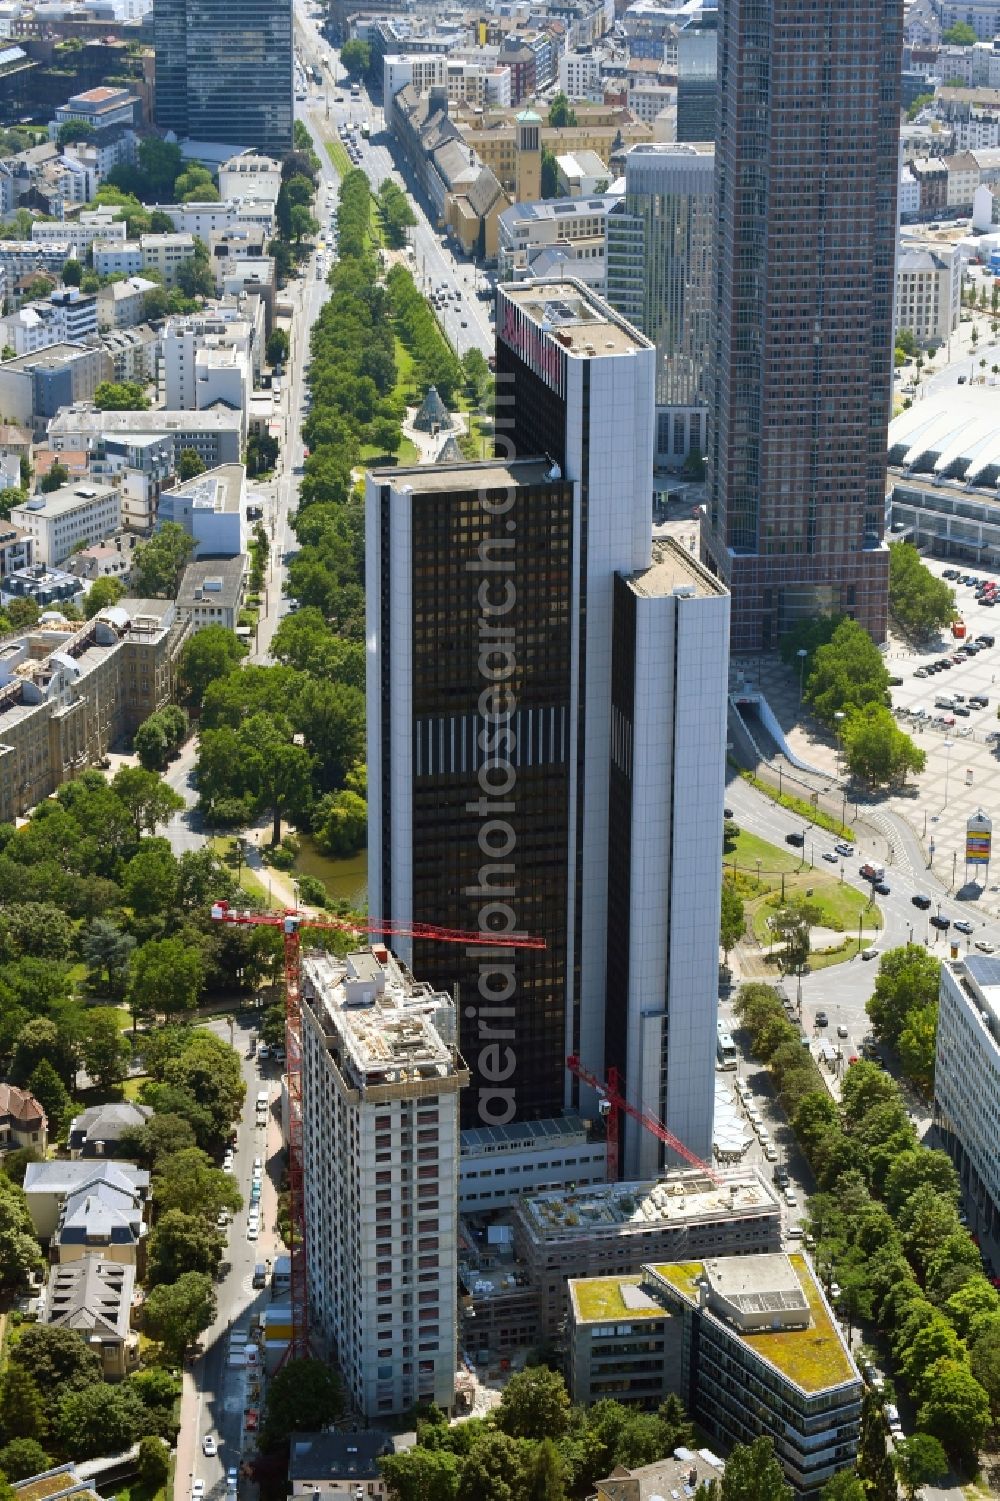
192,1484,205,1501
784,1188,798,1208
822,850,839,862
815,1011,829,1027
785,831,805,847
954,919,974,935
886,1404,903,1435
930,913,951,930
773,1166,789,1188
976,939,997,952
227,1470,239,1491
874,880,890,895
837,1024,849,1038
835,842,854,857
217,1210,229,1227
912,893,931,909
247,1222,259,1240
203,1436,217,1457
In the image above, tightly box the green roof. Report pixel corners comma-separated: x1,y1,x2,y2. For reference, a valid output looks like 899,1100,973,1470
516,107,541,123
571,1275,667,1323
648,1257,857,1395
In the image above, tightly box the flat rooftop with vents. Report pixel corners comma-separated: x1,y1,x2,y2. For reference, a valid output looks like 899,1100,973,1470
498,279,651,357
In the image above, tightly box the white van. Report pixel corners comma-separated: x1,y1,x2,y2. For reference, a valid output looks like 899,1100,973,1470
763,1144,778,1162
786,1225,804,1241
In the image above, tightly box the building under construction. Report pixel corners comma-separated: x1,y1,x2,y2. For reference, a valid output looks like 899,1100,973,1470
299,947,469,1420
513,1169,783,1337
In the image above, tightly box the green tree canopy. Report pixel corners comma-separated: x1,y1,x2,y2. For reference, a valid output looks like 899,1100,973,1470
805,618,890,726
84,576,126,617
888,543,957,636
178,448,205,481
494,1366,570,1441
340,39,370,76
179,625,246,707
143,1271,216,1358
131,522,193,597
93,381,149,411
128,938,205,1023
720,880,745,960
260,1358,344,1451
943,21,977,43
842,702,926,788
548,92,578,127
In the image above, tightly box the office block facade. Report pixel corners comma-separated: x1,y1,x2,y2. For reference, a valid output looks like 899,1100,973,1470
153,0,292,154
568,1255,863,1496
367,280,728,1172
935,955,1000,1236
605,143,714,469
702,0,902,651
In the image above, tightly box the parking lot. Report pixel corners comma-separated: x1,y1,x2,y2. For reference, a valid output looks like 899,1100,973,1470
887,556,1000,900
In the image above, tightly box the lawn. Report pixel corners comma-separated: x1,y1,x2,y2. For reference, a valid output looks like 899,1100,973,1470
209,836,279,908
325,139,351,179
359,434,419,465
726,826,805,877
727,824,881,970
742,1255,857,1393
750,882,882,945
572,1276,663,1323
122,1073,151,1101
649,1258,856,1394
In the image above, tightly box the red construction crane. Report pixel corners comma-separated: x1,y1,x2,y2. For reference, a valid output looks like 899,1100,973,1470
566,1053,722,1186
212,900,545,1363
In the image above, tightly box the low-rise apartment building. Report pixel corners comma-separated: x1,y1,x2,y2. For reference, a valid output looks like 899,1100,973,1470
157,463,247,558
299,946,468,1419
568,1254,862,1496
935,954,1000,1238
11,481,120,567
895,241,962,346
0,291,98,356
0,343,112,435
42,1255,138,1380
497,193,619,284
515,1170,783,1337
139,232,195,288
97,276,158,331
0,1083,47,1158
93,241,143,278
175,555,246,631
0,601,188,820
48,406,244,469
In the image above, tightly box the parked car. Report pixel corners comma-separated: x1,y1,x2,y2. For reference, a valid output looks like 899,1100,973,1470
203,1436,217,1457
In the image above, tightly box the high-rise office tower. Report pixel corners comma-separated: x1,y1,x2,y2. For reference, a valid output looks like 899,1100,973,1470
300,947,466,1418
153,0,293,155
702,0,902,652
605,143,714,469
676,17,718,144
367,280,730,1174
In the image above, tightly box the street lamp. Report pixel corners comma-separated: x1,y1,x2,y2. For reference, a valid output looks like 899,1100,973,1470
833,709,846,774
797,647,809,702
943,737,955,807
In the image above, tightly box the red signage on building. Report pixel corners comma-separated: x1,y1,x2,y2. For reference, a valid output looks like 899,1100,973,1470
499,297,566,398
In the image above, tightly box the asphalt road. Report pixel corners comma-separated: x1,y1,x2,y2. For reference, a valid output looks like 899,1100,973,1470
293,13,494,360
723,766,1000,1060
177,1016,279,1501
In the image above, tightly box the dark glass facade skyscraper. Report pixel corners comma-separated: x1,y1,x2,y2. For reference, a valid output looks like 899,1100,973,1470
154,0,293,155
702,0,903,652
